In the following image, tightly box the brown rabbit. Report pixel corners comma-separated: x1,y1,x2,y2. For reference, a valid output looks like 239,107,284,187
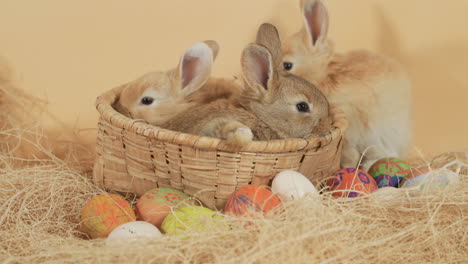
282,0,412,170
114,40,239,126
162,23,330,146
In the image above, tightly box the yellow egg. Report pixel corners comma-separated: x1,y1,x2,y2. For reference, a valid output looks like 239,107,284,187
161,206,224,236
80,193,136,239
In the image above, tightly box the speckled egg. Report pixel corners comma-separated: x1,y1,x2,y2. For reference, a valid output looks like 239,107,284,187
106,221,162,244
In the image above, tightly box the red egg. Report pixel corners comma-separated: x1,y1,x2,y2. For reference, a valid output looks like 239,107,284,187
327,168,378,198
224,185,280,216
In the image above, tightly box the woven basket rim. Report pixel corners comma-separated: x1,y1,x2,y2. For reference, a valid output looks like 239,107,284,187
95,86,348,153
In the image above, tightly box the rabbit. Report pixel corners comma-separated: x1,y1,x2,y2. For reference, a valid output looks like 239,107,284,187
281,0,412,170
114,40,240,126
161,23,330,146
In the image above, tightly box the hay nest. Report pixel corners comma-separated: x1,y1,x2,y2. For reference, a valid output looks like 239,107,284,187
0,60,467,263
1,156,466,263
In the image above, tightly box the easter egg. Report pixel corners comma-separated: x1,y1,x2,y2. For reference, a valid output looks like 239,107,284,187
161,206,224,235
224,185,280,216
400,165,431,188
368,157,411,188
136,188,191,228
271,170,320,202
327,168,378,198
401,168,460,191
81,193,136,239
106,221,162,245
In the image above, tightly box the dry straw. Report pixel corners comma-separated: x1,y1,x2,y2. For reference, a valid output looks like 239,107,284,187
1,60,467,263
0,57,95,172
1,156,466,263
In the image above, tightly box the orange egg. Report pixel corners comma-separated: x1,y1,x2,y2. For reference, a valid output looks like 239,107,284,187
327,168,378,198
224,185,280,216
80,193,136,238
136,188,191,228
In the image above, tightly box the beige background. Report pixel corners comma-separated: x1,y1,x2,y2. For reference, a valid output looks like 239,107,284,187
1,0,467,157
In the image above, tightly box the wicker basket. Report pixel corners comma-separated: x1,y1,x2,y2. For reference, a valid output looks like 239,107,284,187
93,86,348,210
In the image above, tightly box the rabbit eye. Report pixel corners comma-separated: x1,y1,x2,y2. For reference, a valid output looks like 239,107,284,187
283,62,293,71
140,97,154,105
296,102,310,113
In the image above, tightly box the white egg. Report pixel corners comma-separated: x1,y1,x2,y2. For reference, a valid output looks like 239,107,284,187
106,221,162,245
271,170,320,202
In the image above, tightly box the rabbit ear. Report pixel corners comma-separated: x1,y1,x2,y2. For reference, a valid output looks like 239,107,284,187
178,42,214,96
241,43,275,96
255,23,282,68
203,40,220,61
301,0,329,47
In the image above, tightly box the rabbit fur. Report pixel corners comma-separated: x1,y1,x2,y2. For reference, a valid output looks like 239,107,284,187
282,0,412,170
162,23,331,146
114,40,239,126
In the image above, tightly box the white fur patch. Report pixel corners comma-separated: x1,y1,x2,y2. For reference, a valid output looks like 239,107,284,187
235,127,253,139
184,42,213,64
179,42,213,91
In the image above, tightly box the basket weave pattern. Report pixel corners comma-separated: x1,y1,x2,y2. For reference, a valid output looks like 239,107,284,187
93,87,348,209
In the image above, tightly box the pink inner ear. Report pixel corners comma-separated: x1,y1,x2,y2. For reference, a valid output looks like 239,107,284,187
182,56,200,88
251,53,270,89
304,2,324,45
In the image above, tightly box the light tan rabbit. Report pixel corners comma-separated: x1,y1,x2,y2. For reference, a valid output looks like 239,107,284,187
162,23,330,146
115,40,239,126
282,0,412,170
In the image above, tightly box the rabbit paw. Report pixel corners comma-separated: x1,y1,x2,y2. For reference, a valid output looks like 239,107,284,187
227,127,253,146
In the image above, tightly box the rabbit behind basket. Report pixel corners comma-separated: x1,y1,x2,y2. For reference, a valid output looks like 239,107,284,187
162,23,330,146
282,0,412,170
114,40,239,126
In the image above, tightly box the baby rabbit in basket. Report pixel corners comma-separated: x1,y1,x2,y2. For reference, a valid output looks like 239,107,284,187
161,23,331,146
282,0,412,170
114,40,239,125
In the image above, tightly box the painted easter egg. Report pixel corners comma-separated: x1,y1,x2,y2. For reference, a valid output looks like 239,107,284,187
271,170,320,202
327,168,379,198
401,168,460,192
400,165,431,188
224,185,280,216
368,157,411,188
106,221,162,245
81,193,136,239
136,188,191,228
161,206,224,235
